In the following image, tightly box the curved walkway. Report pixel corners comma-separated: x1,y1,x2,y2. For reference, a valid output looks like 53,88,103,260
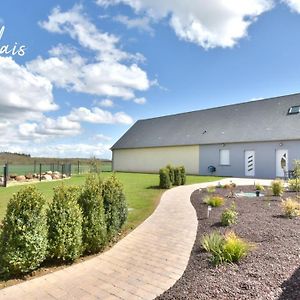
0,178,272,300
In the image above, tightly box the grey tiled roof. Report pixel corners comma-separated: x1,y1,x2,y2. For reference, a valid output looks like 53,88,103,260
112,93,300,150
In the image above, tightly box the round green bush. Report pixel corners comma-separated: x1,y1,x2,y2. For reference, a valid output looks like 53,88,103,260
78,174,107,254
47,185,83,261
159,168,171,189
0,186,48,276
102,175,128,240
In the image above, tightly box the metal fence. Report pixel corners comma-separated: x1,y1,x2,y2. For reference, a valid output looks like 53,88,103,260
0,161,112,187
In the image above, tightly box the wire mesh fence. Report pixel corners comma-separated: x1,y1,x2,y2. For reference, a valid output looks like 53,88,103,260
0,160,112,187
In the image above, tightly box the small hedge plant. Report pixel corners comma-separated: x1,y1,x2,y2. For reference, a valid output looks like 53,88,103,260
159,168,172,189
159,164,186,188
255,183,264,191
281,198,300,218
288,179,300,192
272,180,284,196
0,186,48,276
201,231,254,265
221,202,238,226
102,175,128,240
78,174,107,254
203,195,224,207
48,185,83,261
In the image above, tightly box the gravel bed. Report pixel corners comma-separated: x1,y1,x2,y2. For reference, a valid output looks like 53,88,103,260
157,186,300,300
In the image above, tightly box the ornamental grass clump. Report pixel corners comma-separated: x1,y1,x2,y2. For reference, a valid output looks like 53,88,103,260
0,186,48,276
203,195,224,207
206,186,216,193
272,179,284,196
255,183,265,191
281,198,300,218
288,179,300,192
201,231,254,265
48,185,83,261
78,174,107,254
221,202,238,226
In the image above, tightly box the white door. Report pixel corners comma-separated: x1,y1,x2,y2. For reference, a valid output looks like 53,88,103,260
276,149,288,177
245,150,255,177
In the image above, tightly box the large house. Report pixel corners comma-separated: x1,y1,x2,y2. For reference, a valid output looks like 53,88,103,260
111,93,300,179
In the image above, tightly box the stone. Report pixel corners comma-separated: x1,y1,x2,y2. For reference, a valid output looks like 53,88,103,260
42,174,52,181
15,175,26,181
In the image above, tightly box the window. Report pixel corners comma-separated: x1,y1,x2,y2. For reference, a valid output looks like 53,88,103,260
288,106,300,115
219,149,230,165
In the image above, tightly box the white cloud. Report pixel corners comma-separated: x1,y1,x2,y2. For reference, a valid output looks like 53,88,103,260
96,99,114,107
18,116,81,140
133,97,147,104
96,0,273,49
94,134,112,141
0,57,57,119
114,15,154,34
283,0,300,13
68,107,134,125
31,7,151,100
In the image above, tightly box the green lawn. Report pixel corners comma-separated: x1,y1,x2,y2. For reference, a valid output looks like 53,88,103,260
0,172,222,232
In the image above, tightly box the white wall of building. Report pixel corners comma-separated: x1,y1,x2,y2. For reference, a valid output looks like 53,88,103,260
113,145,200,174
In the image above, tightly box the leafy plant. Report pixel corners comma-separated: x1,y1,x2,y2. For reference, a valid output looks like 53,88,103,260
206,186,216,193
281,198,300,218
222,231,254,263
288,179,300,192
159,168,171,189
255,183,265,191
102,175,128,240
203,195,224,207
201,231,254,265
48,185,83,261
78,174,107,254
221,202,238,226
272,180,284,196
0,186,48,276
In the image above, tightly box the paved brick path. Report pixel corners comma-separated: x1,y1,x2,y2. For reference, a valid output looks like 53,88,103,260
0,178,272,300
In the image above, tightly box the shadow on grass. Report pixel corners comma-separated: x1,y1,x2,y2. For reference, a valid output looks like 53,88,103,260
146,185,162,190
279,266,300,300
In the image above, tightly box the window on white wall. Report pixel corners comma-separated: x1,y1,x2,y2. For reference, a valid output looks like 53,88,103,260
220,149,230,165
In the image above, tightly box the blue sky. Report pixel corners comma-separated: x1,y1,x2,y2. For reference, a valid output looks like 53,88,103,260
1,0,300,158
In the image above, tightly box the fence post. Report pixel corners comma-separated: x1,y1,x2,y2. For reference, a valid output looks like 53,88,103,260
34,160,36,173
4,163,8,187
77,160,80,174
39,163,42,182
61,164,64,179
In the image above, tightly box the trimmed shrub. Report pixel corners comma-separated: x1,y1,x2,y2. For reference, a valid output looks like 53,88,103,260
203,195,224,207
272,180,284,196
173,167,181,186
221,203,238,226
159,168,171,189
288,179,300,192
166,164,175,185
201,231,254,265
0,186,48,276
48,185,83,261
281,198,300,218
102,175,128,240
78,174,107,254
179,166,186,185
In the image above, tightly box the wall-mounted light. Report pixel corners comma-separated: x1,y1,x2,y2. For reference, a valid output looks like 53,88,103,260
222,143,225,147
279,142,283,147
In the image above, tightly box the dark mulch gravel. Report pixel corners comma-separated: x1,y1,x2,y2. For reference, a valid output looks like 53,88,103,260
157,186,300,300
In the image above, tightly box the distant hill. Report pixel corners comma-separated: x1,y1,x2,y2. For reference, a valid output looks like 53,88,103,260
0,152,111,165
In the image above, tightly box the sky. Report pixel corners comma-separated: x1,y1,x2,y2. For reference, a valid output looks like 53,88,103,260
1,0,300,159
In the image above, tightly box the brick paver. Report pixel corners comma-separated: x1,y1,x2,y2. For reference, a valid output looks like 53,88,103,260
0,178,272,299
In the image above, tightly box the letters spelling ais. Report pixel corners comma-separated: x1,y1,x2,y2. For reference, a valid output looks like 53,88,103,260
0,26,26,57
